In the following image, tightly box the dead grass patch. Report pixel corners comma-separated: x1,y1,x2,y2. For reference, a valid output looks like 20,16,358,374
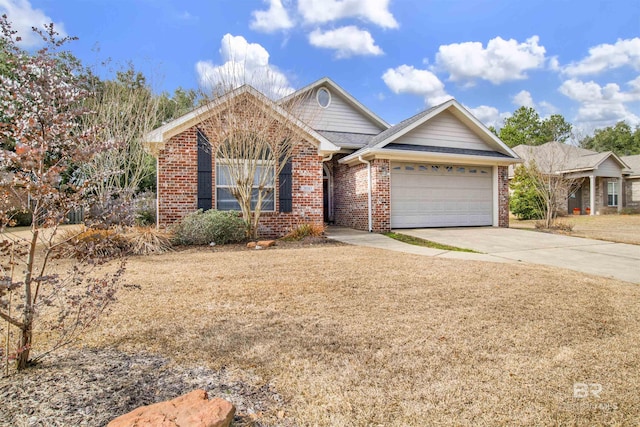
35,246,640,425
512,214,640,245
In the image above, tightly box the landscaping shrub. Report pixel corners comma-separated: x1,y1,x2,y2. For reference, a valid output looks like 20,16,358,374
56,227,132,258
282,222,326,241
133,191,156,225
620,207,640,215
172,210,245,245
535,220,574,232
509,166,545,220
124,226,173,255
5,208,32,226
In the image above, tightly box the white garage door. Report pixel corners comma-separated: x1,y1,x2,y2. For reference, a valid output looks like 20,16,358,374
391,162,493,228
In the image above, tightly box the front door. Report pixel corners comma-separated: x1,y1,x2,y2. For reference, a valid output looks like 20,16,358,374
568,186,582,214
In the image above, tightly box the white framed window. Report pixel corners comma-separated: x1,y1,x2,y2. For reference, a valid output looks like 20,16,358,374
316,87,331,108
607,181,618,206
216,160,275,211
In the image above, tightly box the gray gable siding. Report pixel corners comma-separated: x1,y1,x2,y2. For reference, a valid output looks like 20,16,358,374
296,88,384,135
394,111,495,152
595,157,623,177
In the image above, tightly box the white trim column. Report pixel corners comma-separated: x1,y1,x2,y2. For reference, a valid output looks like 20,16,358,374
617,177,622,212
589,175,596,215
492,165,499,226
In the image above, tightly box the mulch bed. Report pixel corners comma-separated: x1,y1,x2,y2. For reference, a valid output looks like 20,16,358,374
0,348,288,427
173,235,345,253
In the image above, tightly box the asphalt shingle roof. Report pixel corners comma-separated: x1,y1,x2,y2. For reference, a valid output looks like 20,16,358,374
622,154,640,176
385,143,512,158
511,141,627,176
316,130,376,149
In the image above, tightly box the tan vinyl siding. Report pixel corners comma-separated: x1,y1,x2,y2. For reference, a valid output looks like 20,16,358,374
295,89,384,135
594,157,623,177
394,111,494,151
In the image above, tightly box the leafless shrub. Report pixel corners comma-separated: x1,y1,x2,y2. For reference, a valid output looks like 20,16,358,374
282,222,326,241
124,227,173,255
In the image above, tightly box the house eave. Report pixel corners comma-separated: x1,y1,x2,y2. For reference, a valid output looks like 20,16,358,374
339,148,523,166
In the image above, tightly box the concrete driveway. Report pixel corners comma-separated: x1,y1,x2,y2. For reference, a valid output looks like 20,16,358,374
400,227,640,284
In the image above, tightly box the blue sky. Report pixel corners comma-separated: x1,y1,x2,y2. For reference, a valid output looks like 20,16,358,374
2,0,639,136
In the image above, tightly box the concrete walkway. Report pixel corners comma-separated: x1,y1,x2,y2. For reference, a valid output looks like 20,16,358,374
327,226,640,284
327,227,513,263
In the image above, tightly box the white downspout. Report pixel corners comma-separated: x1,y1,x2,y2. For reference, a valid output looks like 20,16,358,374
155,156,160,230
358,156,373,232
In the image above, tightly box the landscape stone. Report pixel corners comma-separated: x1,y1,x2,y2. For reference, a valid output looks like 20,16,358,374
107,389,235,427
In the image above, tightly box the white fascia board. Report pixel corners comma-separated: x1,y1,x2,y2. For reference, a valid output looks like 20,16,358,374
340,148,522,166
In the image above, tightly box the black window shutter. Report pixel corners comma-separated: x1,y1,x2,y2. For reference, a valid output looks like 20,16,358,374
279,158,292,213
197,130,212,211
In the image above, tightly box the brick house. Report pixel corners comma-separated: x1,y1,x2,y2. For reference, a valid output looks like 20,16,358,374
143,78,521,237
510,142,640,215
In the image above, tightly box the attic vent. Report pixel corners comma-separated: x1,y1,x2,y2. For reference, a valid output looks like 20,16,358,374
317,87,331,108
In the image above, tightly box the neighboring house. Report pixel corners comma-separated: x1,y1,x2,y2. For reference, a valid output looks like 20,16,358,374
622,154,640,210
143,78,521,237
510,142,636,215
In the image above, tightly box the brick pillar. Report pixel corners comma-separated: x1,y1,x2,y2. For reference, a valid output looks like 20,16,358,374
498,165,509,227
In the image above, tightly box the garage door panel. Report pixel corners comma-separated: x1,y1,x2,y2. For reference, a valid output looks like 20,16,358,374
391,162,493,228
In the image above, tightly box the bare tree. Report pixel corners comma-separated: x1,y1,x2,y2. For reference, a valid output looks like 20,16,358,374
198,63,318,239
0,17,126,372
513,144,581,228
76,67,160,224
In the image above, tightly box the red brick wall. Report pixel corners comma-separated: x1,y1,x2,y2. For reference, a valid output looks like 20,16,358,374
333,156,368,231
498,165,510,227
257,142,323,238
332,156,391,232
157,128,198,225
371,159,391,232
157,125,323,238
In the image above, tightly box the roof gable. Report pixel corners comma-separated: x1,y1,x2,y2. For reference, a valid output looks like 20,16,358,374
513,141,630,175
368,99,517,157
279,77,390,133
143,85,340,155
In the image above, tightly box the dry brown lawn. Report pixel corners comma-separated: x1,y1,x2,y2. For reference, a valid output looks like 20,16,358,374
49,245,640,425
511,214,640,245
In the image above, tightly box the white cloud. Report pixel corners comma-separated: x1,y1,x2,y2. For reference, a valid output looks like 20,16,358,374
559,77,640,126
382,65,452,106
511,90,557,117
466,105,511,129
563,38,640,76
250,0,294,33
195,34,294,99
0,0,66,47
538,101,558,115
297,0,398,28
512,90,535,108
308,26,383,58
435,36,546,85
